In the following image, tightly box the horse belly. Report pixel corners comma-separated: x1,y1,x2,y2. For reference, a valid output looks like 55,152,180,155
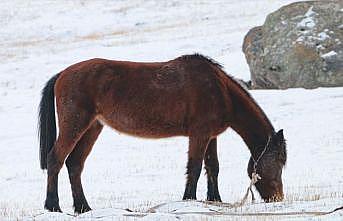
97,100,188,138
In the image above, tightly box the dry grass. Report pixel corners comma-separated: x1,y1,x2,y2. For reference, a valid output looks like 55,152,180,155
0,202,36,221
284,185,343,203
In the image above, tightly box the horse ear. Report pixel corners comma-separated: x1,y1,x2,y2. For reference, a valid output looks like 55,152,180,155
272,129,284,146
276,129,284,139
275,129,287,163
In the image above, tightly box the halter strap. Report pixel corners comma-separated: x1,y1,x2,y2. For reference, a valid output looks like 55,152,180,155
251,136,271,173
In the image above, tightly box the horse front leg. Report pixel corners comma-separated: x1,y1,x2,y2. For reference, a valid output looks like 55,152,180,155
204,137,221,202
183,135,210,200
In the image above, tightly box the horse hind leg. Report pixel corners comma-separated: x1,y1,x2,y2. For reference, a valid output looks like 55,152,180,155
183,135,210,200
45,110,95,212
65,121,103,214
204,138,221,202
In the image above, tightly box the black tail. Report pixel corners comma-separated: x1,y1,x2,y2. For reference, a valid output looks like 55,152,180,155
38,74,60,169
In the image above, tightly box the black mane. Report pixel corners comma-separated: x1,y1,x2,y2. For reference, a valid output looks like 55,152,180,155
179,54,275,136
180,53,223,69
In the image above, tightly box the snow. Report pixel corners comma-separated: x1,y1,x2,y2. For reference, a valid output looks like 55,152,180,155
295,6,334,47
304,6,316,17
297,6,316,29
296,30,330,46
321,51,338,59
297,17,316,29
317,32,330,41
1,0,343,220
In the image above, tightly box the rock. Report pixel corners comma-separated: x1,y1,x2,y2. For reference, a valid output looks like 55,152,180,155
243,0,343,89
235,78,252,90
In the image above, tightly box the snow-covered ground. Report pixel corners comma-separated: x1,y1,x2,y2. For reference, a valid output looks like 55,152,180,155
0,1,342,220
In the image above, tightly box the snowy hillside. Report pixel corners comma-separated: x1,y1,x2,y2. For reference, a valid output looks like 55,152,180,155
0,1,342,220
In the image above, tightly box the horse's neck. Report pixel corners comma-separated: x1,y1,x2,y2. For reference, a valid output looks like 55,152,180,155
227,80,274,155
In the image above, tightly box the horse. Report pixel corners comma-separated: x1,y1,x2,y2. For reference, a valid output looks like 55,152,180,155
38,54,287,213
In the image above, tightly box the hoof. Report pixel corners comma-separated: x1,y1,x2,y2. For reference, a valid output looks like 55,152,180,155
74,204,92,214
44,200,62,213
182,196,197,201
207,196,222,202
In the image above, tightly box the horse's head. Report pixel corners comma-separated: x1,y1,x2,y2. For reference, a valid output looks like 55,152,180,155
248,129,287,202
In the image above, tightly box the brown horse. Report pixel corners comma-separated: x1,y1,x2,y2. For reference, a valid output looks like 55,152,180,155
38,54,287,213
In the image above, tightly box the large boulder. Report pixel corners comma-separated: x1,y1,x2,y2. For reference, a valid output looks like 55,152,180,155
243,1,343,89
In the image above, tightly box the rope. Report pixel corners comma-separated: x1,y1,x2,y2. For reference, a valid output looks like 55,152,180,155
234,136,270,206
205,136,270,208
32,204,343,219
148,137,271,213
169,207,343,216
251,136,271,173
147,200,343,217
228,171,261,207
145,134,343,217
